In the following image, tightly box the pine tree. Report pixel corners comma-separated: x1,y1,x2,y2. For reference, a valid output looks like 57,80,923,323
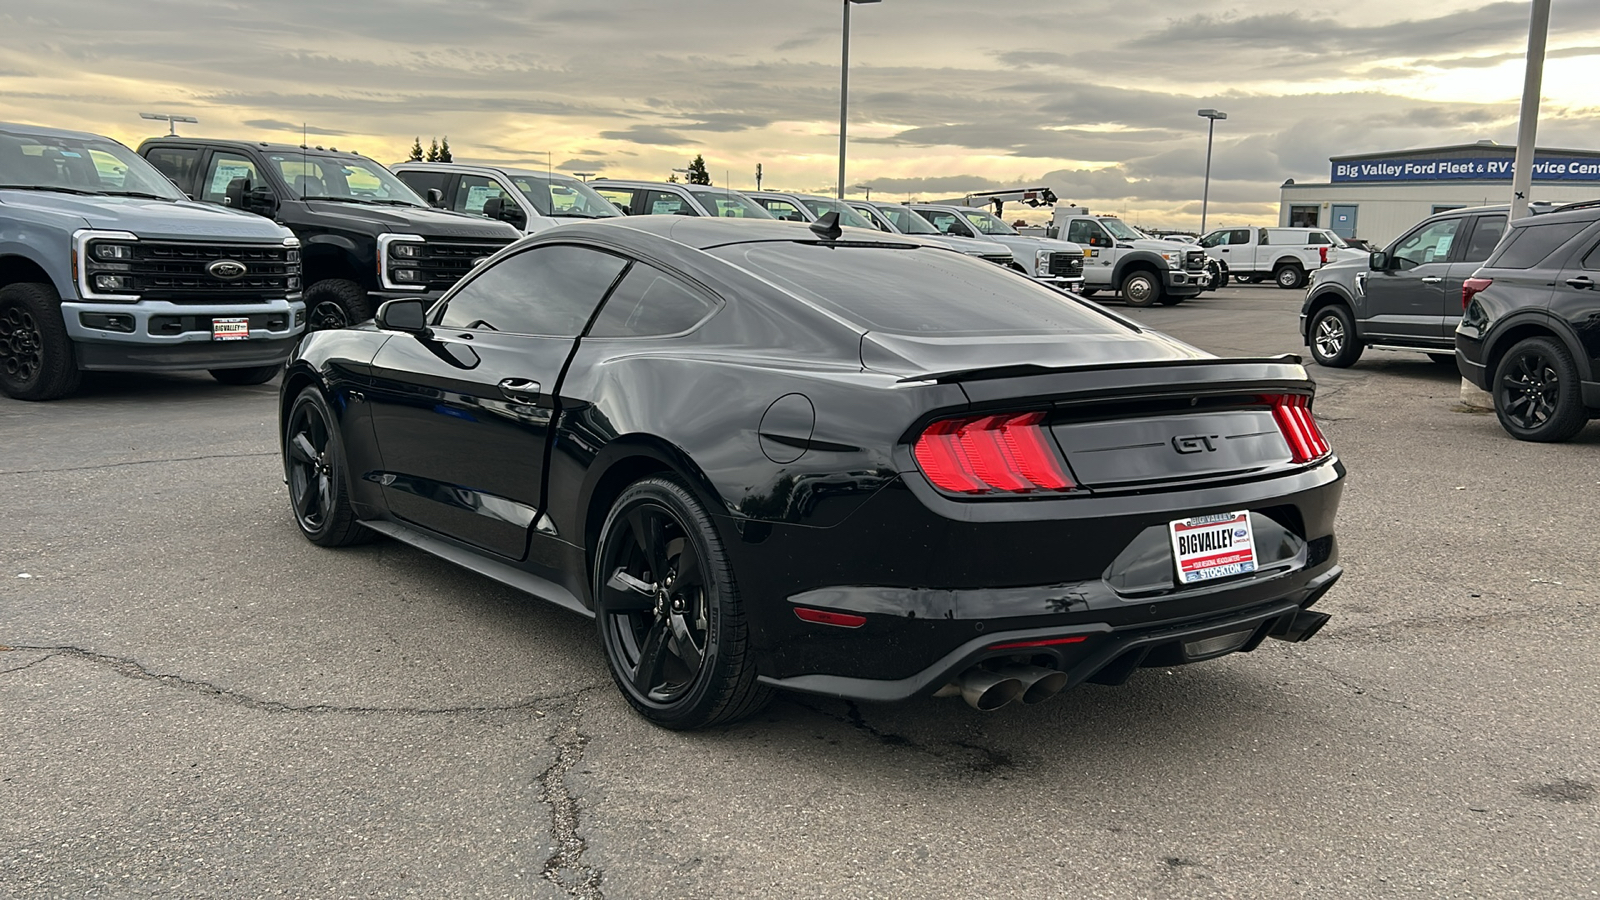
667,173,680,183
439,137,453,163
686,154,711,185
426,138,440,162
408,137,424,162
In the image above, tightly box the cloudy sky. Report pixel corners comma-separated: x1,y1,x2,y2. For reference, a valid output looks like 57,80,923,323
4,0,1600,228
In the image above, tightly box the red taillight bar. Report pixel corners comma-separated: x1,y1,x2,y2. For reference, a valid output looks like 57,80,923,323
912,411,1076,495
1264,394,1331,463
1462,277,1493,310
794,607,867,628
989,635,1089,650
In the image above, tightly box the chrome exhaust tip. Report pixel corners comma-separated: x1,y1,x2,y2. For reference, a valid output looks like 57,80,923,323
932,669,1025,711
994,664,1069,704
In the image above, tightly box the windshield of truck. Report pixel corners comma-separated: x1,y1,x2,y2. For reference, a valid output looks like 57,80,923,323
960,210,1018,236
876,205,940,235
511,175,622,218
797,197,877,230
270,153,426,206
687,187,773,219
0,130,185,200
1100,218,1147,241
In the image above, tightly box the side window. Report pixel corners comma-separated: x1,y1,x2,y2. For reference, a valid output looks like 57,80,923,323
1460,215,1507,263
588,262,720,338
397,169,449,203
145,148,199,193
644,191,697,216
761,199,807,222
1065,220,1097,244
1493,221,1592,270
1227,228,1250,246
200,152,259,205
438,245,627,336
1198,231,1224,248
453,175,510,216
1307,232,1329,245
1258,229,1270,245
593,187,638,215
1392,219,1460,269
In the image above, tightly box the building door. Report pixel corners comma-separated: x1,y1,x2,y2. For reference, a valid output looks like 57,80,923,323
1331,204,1359,239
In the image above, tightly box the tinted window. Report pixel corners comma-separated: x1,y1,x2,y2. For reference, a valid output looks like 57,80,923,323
1491,220,1590,269
1227,229,1251,246
644,190,698,216
397,169,449,201
1461,215,1507,263
852,205,893,231
1391,219,1460,269
593,187,639,215
1065,219,1105,245
146,148,199,193
201,152,259,204
1307,232,1330,245
453,174,511,215
759,198,808,222
687,188,772,218
1198,231,1225,248
708,244,1124,337
589,263,719,338
438,245,627,336
878,206,939,235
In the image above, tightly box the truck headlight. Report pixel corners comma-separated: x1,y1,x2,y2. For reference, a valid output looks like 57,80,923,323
378,234,429,291
1160,252,1180,269
94,243,136,261
1035,249,1051,276
73,230,143,301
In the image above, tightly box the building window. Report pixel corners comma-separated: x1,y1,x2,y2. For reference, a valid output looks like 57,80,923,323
1289,205,1319,228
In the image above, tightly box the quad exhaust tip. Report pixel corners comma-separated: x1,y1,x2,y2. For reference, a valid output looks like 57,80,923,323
933,664,1066,711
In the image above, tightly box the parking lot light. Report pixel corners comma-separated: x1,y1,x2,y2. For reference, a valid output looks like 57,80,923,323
839,0,882,199
1198,108,1227,234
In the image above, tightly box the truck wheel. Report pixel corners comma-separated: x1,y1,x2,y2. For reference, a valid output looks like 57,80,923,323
0,282,82,401
1212,262,1229,289
1120,270,1162,308
1274,264,1306,290
210,365,281,386
303,279,372,331
1308,304,1362,368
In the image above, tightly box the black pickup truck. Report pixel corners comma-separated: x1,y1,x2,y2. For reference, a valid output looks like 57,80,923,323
139,139,519,329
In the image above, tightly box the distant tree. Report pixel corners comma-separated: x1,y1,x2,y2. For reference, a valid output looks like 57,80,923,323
685,154,711,185
407,137,424,162
439,136,453,163
426,138,440,162
667,173,680,183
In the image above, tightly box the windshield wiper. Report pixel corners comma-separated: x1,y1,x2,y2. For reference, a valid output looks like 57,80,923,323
103,190,173,200
367,199,425,207
301,195,378,204
554,211,612,219
0,184,105,196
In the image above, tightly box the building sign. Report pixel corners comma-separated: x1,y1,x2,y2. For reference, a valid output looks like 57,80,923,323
1332,156,1600,183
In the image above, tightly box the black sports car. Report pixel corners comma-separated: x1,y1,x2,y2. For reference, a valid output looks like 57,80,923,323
279,215,1345,729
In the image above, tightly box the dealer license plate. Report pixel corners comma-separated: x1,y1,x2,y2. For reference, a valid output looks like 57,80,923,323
212,317,250,341
1169,511,1257,584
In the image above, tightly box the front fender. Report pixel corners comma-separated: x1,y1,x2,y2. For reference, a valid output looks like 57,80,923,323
1111,250,1172,283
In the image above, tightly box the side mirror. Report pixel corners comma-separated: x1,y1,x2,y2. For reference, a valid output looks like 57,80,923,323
425,188,445,209
247,186,278,218
481,196,527,228
375,298,431,335
1370,251,1391,271
223,176,250,210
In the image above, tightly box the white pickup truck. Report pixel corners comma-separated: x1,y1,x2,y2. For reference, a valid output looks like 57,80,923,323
1197,226,1361,289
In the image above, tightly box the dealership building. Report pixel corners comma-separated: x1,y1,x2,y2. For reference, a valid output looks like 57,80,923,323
1278,141,1600,246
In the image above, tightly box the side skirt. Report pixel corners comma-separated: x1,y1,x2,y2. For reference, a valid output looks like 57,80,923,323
360,518,593,619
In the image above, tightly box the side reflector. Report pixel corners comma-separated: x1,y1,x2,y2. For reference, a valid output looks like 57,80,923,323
989,635,1089,650
1264,394,1331,464
794,607,867,628
912,411,1076,495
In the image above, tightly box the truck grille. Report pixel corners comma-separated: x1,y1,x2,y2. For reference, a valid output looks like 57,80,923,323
980,252,1014,267
128,241,298,302
1048,253,1085,278
416,240,515,291
1184,250,1207,271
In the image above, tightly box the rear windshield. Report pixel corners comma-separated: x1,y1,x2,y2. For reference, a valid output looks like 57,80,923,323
1489,220,1591,269
708,242,1127,337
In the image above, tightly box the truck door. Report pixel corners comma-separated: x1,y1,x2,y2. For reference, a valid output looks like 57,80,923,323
196,150,263,213
1443,214,1506,337
1211,228,1253,273
1364,217,1461,341
1064,219,1113,285
364,244,628,561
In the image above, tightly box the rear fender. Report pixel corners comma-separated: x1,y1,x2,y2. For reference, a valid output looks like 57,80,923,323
1483,309,1593,382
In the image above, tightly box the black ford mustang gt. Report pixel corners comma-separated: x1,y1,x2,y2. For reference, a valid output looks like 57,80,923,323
279,215,1345,729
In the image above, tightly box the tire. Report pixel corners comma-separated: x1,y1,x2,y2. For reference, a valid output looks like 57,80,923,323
1211,262,1229,289
1157,294,1185,306
0,282,81,401
303,278,372,331
210,365,280,385
1492,337,1589,443
1274,263,1306,290
1078,288,1099,297
1238,274,1258,285
283,386,373,546
1120,270,1162,308
1427,353,1457,367
1308,304,1362,368
594,475,771,730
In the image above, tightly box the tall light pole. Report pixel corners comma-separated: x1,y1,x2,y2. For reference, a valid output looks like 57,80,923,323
140,112,198,136
1510,0,1552,221
1197,108,1227,234
838,0,882,199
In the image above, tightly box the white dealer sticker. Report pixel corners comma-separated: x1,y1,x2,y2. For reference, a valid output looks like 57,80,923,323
1169,511,1257,584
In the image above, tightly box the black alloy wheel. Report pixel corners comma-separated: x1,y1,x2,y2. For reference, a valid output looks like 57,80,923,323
283,386,372,546
1275,263,1306,290
1492,337,1588,443
303,278,373,332
0,282,81,401
1309,304,1362,368
595,476,769,729
1120,270,1162,308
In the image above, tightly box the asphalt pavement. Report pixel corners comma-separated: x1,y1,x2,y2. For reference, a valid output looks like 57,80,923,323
3,284,1597,899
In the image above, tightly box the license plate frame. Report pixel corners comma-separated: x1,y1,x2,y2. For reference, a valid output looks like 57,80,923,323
212,317,250,341
1169,511,1257,585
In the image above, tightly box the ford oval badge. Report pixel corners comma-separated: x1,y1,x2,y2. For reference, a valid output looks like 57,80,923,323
208,260,248,280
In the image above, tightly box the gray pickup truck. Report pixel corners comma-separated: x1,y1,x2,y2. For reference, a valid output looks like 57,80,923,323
1,122,303,400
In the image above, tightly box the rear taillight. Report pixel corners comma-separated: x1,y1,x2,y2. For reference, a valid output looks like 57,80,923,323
1462,277,1493,310
1264,394,1331,464
913,411,1076,495
1319,246,1329,265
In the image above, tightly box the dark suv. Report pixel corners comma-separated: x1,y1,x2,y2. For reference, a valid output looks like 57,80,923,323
1457,201,1600,442
1301,205,1510,368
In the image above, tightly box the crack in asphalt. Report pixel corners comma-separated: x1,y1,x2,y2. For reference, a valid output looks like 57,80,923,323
0,644,604,715
788,697,1017,775
0,451,277,477
537,697,605,900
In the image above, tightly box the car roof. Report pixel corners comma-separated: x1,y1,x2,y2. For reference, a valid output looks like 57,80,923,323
395,162,579,182
542,215,914,251
0,120,117,142
749,190,840,202
594,179,694,191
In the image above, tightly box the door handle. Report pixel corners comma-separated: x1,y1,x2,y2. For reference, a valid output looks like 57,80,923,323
498,378,541,404
1420,276,1444,284
1566,276,1595,290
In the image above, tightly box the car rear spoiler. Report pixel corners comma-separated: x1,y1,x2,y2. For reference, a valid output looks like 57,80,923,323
895,353,1306,385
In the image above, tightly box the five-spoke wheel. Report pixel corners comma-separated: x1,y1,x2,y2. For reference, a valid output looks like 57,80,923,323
283,386,370,545
1493,337,1588,442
